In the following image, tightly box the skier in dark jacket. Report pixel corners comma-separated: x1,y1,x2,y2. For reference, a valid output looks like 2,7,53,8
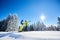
19,20,24,32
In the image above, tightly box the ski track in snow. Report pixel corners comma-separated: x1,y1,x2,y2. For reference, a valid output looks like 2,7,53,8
0,31,60,40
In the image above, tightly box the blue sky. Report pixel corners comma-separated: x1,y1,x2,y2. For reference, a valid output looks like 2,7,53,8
0,0,60,26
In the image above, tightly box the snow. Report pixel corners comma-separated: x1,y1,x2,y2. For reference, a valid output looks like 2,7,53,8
0,31,60,40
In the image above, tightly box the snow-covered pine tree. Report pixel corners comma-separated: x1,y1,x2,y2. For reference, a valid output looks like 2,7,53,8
32,23,37,31
32,21,46,31
36,21,46,31
29,24,34,31
0,19,8,31
6,14,18,32
46,25,57,31
57,17,60,31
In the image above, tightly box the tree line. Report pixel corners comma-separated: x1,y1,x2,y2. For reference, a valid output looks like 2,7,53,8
0,14,60,32
26,17,60,31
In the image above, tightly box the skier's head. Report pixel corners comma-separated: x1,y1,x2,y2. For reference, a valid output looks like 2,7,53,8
21,20,23,22
21,20,23,25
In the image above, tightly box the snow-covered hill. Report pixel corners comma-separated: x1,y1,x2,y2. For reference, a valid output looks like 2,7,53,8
0,31,60,40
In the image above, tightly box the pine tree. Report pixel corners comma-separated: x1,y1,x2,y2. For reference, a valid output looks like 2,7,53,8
46,25,57,31
36,21,46,31
6,14,18,32
0,19,8,31
57,17,60,31
30,25,34,31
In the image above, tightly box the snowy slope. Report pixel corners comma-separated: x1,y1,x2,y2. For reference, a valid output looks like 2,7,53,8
0,31,60,40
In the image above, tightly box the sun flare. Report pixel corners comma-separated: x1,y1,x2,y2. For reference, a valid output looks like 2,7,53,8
40,15,45,21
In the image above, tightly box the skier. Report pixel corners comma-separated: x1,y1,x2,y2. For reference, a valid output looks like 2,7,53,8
23,20,30,31
19,20,24,32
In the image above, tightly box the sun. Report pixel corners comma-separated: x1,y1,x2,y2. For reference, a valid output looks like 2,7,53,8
40,15,45,21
